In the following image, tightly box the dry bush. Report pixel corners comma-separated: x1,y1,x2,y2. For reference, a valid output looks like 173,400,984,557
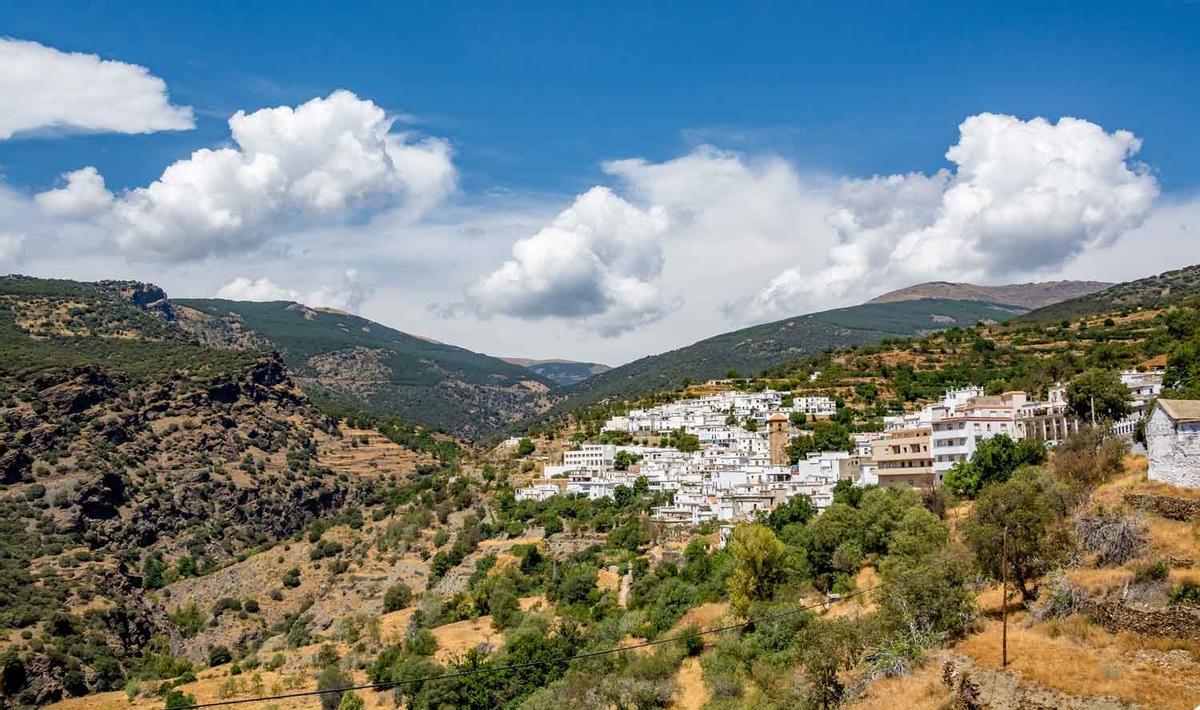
1033,572,1086,622
1041,614,1104,644
1052,427,1128,490
1074,509,1147,567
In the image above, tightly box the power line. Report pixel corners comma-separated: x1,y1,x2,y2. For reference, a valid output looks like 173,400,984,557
178,564,930,709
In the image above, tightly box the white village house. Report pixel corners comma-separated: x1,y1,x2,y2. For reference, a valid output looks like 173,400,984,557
1146,399,1200,489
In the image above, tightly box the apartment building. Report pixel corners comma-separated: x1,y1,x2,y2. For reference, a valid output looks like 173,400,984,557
871,427,934,488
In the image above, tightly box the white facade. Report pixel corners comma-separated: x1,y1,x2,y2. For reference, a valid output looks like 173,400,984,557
563,443,617,474
1113,369,1165,439
792,396,836,417
515,483,561,501
1146,399,1200,489
510,388,842,524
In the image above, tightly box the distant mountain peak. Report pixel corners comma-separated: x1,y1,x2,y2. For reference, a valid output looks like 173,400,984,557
499,357,612,386
868,280,1111,309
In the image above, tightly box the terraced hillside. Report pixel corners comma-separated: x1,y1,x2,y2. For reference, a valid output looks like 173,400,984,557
175,299,559,439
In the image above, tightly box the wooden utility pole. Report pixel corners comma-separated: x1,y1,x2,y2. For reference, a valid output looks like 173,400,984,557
1001,525,1009,668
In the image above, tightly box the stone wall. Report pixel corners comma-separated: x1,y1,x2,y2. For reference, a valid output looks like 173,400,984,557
1123,493,1200,521
1082,599,1200,639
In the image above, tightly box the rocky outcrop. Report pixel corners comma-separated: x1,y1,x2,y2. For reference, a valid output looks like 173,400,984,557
99,280,176,320
33,366,116,415
1123,493,1200,521
94,564,182,657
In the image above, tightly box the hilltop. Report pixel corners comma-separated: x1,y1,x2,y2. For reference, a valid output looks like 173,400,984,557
869,279,1110,309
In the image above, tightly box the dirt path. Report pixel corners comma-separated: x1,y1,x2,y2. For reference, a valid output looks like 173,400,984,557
671,657,710,709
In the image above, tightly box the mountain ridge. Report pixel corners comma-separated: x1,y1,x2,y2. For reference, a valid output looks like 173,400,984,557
868,279,1111,308
1018,263,1200,321
530,297,1031,424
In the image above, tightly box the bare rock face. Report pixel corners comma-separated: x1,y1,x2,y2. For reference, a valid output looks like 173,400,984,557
99,280,176,320
33,366,117,415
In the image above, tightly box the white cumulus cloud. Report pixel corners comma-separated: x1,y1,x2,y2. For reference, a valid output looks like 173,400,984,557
304,268,370,312
744,113,1160,320
215,276,298,302
463,186,675,336
0,231,25,265
108,90,456,260
215,268,370,313
35,167,114,218
0,38,193,139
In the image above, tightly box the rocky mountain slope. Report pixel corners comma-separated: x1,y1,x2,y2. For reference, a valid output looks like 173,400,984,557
499,358,611,386
174,299,559,440
869,279,1110,309
0,276,429,704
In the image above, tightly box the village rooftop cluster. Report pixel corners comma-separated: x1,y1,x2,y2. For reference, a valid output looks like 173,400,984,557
514,367,1187,529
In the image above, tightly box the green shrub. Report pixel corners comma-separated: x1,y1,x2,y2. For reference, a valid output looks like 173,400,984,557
679,624,704,656
1132,559,1170,584
207,645,232,667
1169,579,1200,605
382,582,413,613
164,689,197,709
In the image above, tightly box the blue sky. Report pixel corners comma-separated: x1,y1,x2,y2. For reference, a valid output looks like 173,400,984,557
5,1,1199,195
1,2,1198,364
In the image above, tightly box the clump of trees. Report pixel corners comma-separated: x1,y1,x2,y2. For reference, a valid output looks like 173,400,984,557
942,434,1044,499
1066,369,1131,422
786,421,854,463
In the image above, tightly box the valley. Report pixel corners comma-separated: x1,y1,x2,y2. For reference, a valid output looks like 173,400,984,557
2,267,1199,709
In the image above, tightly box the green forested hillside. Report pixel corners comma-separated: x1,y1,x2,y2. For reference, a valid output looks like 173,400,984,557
1019,263,1200,322
548,298,1026,413
176,299,557,438
0,276,259,383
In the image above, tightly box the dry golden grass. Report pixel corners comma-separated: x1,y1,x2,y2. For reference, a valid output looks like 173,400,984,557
670,656,711,709
380,596,547,662
49,667,398,710
821,567,880,620
1147,517,1200,561
956,617,1200,709
597,567,621,593
669,602,731,635
1092,454,1200,505
853,659,950,710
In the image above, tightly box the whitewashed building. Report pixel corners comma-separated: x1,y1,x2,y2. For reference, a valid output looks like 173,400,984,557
1146,399,1200,489
1113,369,1165,438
